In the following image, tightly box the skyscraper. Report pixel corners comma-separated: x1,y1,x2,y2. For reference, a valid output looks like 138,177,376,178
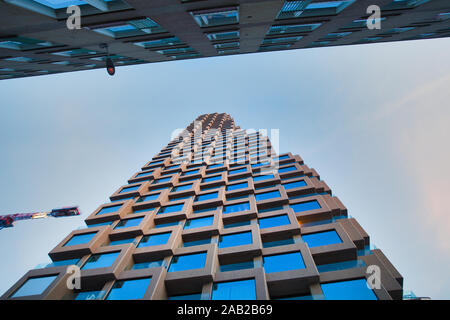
1,113,403,300
1,0,449,80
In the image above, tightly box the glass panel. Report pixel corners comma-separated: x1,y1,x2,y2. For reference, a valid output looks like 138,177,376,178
224,220,251,229
108,238,135,246
132,259,163,270
278,166,296,173
11,275,57,298
283,180,307,189
138,232,171,247
97,204,121,215
219,231,252,248
82,252,119,270
264,252,306,273
223,202,250,214
290,200,321,213
321,278,378,300
220,260,254,272
193,206,217,214
63,232,96,247
168,252,207,272
136,193,159,202
119,185,140,193
196,192,218,202
302,230,342,248
114,217,143,229
183,238,212,247
184,216,214,230
226,182,248,191
212,279,256,300
191,9,239,28
229,168,247,175
262,237,295,248
259,215,290,229
75,290,105,300
158,203,184,214
253,174,274,182
169,293,202,300
317,259,366,273
106,278,152,300
202,175,221,183
171,184,193,192
255,190,281,201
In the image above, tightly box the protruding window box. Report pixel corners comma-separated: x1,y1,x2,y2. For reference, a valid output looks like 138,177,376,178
289,195,333,224
227,165,251,180
221,196,257,224
149,173,179,190
192,188,225,210
178,167,205,182
277,163,305,179
200,171,227,189
85,199,134,225
282,176,316,197
169,180,200,198
49,226,111,261
141,157,171,171
110,181,150,201
154,198,194,224
217,225,262,264
109,214,153,240
164,245,217,296
212,268,269,300
128,167,162,184
252,172,281,188
258,209,300,239
255,185,289,209
133,225,183,262
262,243,319,298
132,189,170,211
182,212,221,242
225,177,254,198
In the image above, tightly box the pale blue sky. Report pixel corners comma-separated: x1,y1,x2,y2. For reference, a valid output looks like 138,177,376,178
0,37,449,299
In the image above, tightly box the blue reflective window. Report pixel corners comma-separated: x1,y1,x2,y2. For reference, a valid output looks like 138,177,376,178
223,202,250,214
158,203,184,214
168,252,207,272
229,168,247,175
219,231,252,248
268,23,321,35
169,293,202,300
136,193,159,202
39,258,80,268
264,252,306,273
87,221,113,228
208,164,223,169
255,190,281,201
132,207,155,214
138,232,171,247
183,238,212,247
64,232,96,247
132,259,163,270
258,215,290,229
302,230,342,248
224,220,251,229
169,195,192,202
183,169,199,176
193,206,217,214
196,192,218,202
317,260,366,273
263,237,295,248
109,238,135,246
135,36,182,49
110,196,135,202
136,170,153,177
283,180,307,189
226,194,249,201
220,260,254,272
258,205,283,213
278,155,289,160
321,278,377,300
253,174,274,182
154,221,179,228
75,291,105,300
226,182,248,191
291,200,321,213
212,279,256,300
278,166,296,173
97,204,121,215
106,278,152,300
251,162,270,168
153,177,171,184
191,8,239,28
114,217,143,229
202,175,221,183
171,184,193,192
184,216,214,230
82,252,119,270
119,185,140,193
11,275,57,298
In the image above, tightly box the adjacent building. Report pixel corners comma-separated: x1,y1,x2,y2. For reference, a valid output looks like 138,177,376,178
2,113,404,300
0,0,449,80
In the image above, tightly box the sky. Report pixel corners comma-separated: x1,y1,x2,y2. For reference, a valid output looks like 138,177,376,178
0,37,449,299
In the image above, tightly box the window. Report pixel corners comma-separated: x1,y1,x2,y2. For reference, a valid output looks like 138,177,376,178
169,195,192,202
226,182,248,191
317,259,366,273
193,206,217,214
207,163,223,169
169,293,202,300
267,23,321,35
133,207,155,214
219,231,252,248
302,230,342,248
108,238,135,246
119,185,140,193
195,192,218,202
97,204,121,215
212,279,256,300
191,7,239,28
202,175,221,183
82,252,119,270
290,200,321,213
183,238,212,247
64,232,96,247
153,177,172,184
255,190,281,201
184,216,214,230
52,48,100,57
11,275,57,298
182,169,199,176
136,170,153,177
283,180,307,189
323,32,352,39
264,252,306,273
136,193,159,202
258,215,290,229
321,278,377,300
263,237,295,248
229,168,247,175
224,220,251,229
86,221,113,228
154,221,179,228
223,202,250,214
383,0,430,11
253,174,274,182
138,232,171,247
220,260,254,272
132,259,163,270
106,278,152,300
168,252,207,272
171,184,193,192
278,155,290,160
251,161,271,168
258,205,283,213
92,18,166,39
206,30,240,41
157,203,184,214
75,291,105,300
278,165,296,173
114,217,143,229
0,36,56,50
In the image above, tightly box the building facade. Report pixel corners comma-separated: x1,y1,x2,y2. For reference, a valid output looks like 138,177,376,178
2,113,404,300
0,0,449,80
